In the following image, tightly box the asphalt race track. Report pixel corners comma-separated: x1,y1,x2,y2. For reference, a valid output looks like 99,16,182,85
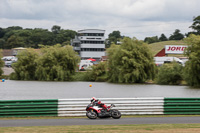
1,117,200,127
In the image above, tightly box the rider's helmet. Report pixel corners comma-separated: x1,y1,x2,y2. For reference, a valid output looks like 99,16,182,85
91,97,96,103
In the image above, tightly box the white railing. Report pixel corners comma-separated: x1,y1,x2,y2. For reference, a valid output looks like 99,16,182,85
58,97,164,116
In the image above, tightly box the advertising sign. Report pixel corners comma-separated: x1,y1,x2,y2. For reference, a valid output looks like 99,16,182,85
165,45,187,54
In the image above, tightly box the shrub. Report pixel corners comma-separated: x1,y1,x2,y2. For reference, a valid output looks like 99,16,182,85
11,48,39,80
156,62,183,85
35,44,80,81
83,62,107,81
183,35,200,86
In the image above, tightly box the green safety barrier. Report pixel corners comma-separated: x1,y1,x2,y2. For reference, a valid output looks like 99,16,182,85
0,99,58,117
164,98,200,114
2,98,200,117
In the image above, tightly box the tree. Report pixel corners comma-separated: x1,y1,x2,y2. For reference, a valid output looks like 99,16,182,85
185,31,198,37
6,35,25,48
51,25,61,34
0,26,77,49
29,28,54,48
0,27,5,38
11,48,39,80
159,34,168,41
189,16,200,35
53,29,76,45
183,34,200,86
35,44,80,81
144,36,159,44
106,31,122,48
6,26,23,31
156,62,183,85
0,39,5,49
0,49,4,76
107,37,156,83
84,61,107,81
169,29,184,40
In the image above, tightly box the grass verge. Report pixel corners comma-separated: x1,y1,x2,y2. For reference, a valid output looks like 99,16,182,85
1,124,200,133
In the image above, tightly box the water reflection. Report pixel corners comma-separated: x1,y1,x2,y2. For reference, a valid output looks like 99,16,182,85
0,80,200,100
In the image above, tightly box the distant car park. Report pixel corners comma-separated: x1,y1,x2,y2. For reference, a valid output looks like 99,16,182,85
1,56,18,67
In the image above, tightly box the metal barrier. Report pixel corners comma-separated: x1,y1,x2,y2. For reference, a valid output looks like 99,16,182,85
0,99,58,117
58,97,164,116
1,97,200,117
164,98,200,114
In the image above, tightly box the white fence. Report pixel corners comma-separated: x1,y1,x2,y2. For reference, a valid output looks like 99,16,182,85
58,97,164,117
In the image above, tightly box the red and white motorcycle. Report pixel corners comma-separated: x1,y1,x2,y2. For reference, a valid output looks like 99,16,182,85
86,103,121,119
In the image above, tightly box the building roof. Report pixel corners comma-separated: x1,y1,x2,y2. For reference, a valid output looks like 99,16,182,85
13,47,26,50
78,29,105,33
155,48,165,57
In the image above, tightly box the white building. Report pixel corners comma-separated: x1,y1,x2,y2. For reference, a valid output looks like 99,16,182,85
71,29,105,60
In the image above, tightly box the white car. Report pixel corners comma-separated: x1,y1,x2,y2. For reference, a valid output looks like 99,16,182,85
154,57,183,66
2,56,18,67
79,60,93,70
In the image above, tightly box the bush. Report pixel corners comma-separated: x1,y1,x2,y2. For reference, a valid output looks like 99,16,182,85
0,75,9,80
11,45,80,81
72,72,88,81
183,35,200,86
156,62,183,85
35,44,80,81
83,62,107,81
107,37,156,83
11,48,39,80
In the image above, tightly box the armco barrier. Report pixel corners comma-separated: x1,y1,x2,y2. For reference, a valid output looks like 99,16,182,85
164,98,200,114
1,98,200,117
0,98,164,117
0,99,58,117
58,97,164,116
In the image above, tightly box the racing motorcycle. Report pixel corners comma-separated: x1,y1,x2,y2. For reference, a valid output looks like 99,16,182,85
86,103,121,119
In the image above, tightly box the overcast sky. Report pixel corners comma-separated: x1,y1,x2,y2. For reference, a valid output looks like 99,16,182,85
0,0,200,39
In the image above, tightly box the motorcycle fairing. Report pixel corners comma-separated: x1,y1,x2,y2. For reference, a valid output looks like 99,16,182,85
92,106,102,113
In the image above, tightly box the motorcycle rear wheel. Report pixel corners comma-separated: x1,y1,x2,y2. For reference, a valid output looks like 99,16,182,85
111,109,121,119
86,110,97,119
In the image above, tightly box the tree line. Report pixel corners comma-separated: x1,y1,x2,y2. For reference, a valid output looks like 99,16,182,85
0,16,200,49
0,25,76,49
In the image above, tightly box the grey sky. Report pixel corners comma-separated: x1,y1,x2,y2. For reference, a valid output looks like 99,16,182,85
0,0,200,39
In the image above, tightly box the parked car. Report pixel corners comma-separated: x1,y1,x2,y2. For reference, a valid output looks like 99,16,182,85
1,56,16,61
154,57,183,66
2,56,18,67
79,60,93,71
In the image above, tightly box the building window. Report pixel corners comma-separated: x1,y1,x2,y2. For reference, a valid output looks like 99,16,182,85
78,33,104,37
81,48,105,51
81,41,104,44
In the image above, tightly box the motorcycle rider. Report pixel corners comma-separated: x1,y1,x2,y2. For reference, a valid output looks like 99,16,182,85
90,97,107,110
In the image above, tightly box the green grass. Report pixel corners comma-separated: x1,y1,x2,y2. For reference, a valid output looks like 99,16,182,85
1,124,200,133
148,40,187,56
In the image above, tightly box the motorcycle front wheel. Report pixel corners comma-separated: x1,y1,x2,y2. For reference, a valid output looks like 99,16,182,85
111,109,121,119
86,110,97,119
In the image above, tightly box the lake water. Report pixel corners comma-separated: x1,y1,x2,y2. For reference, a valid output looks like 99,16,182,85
0,80,200,100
